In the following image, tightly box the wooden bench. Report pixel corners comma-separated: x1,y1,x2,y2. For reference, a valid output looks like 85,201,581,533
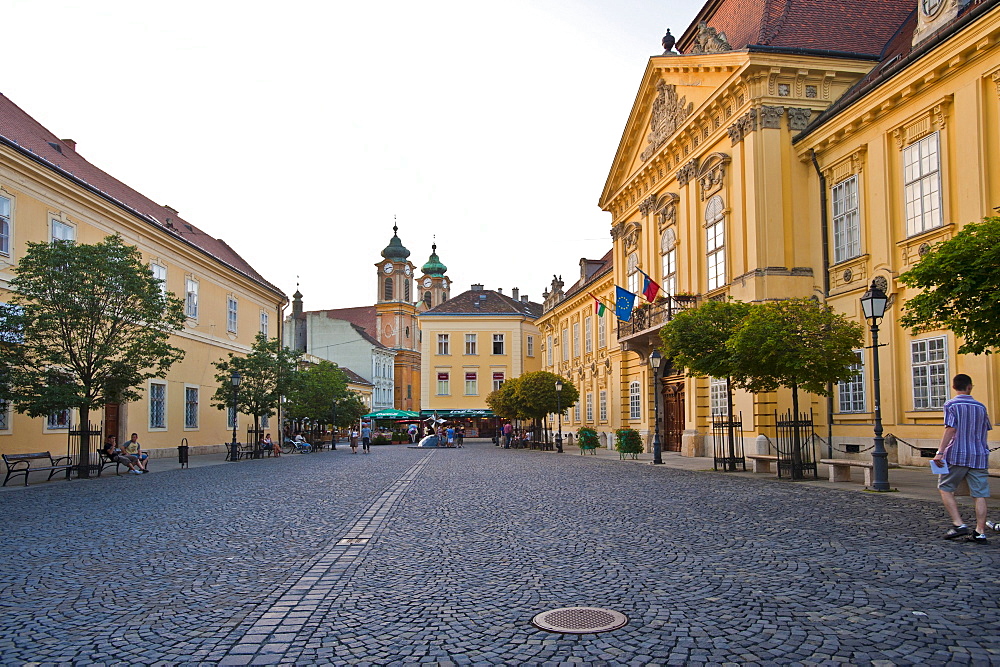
746,454,779,474
819,459,899,487
2,452,74,487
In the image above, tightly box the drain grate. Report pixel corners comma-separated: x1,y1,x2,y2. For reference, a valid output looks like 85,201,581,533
336,538,370,545
531,606,628,634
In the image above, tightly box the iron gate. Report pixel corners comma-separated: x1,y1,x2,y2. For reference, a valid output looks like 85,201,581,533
774,409,817,480
712,412,745,471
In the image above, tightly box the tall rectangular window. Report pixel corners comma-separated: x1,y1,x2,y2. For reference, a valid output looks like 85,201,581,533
546,335,553,365
184,387,199,428
465,372,477,395
437,372,450,395
561,328,568,361
706,196,726,291
493,372,505,391
904,132,942,237
149,382,166,429
661,248,676,297
599,390,608,422
838,350,865,413
584,317,593,354
492,334,505,355
572,323,580,358
0,195,11,256
227,296,238,333
710,377,729,417
185,278,199,319
573,401,580,422
260,311,269,336
151,263,167,297
527,335,534,357
51,220,75,242
629,381,641,421
598,314,607,349
437,334,450,355
912,337,947,409
832,175,861,263
47,409,70,429
627,253,640,294
227,405,236,429
586,392,593,422
0,400,9,431
465,334,477,355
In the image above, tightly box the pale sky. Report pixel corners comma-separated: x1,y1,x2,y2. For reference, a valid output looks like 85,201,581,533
5,0,698,309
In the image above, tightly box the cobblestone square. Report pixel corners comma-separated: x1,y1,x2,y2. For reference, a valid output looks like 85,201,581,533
2,441,999,665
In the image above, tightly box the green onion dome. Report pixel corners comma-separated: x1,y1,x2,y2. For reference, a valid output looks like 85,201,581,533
421,243,447,277
381,225,410,261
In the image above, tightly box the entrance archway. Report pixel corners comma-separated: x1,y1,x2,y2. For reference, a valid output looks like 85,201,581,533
662,381,684,452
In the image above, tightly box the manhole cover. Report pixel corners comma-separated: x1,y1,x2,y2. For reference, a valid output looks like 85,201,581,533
531,607,628,634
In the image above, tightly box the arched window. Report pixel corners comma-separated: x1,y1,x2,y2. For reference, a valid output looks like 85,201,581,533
629,381,641,420
384,277,394,301
404,278,411,302
626,252,640,294
661,228,677,297
424,291,432,308
705,195,726,291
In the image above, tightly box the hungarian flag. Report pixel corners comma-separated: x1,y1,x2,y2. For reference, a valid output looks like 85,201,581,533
640,270,660,302
589,292,606,316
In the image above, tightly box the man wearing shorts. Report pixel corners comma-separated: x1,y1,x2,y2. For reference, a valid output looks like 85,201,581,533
934,374,992,543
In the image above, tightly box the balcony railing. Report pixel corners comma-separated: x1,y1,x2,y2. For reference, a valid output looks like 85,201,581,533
616,296,697,340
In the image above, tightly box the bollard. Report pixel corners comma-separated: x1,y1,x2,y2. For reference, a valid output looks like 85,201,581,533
178,437,190,469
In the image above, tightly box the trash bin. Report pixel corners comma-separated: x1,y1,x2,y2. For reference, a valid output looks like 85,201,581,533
178,438,189,469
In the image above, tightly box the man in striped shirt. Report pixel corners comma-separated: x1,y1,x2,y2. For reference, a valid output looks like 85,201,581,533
934,374,992,542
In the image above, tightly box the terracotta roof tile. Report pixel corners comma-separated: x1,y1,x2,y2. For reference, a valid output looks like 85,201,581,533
421,289,542,319
316,306,378,337
340,366,373,387
0,93,283,297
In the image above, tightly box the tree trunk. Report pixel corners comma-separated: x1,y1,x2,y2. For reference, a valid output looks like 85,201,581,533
78,406,91,479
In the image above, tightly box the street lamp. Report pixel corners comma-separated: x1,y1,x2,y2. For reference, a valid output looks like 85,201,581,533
230,370,242,463
861,280,890,491
650,350,663,464
555,379,564,453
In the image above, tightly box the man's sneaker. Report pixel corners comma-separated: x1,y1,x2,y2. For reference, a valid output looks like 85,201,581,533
944,525,970,539
971,531,988,544
986,521,999,532
130,469,143,475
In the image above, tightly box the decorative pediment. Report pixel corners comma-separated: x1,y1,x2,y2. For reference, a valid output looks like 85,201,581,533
655,192,680,229
641,81,694,162
698,153,730,200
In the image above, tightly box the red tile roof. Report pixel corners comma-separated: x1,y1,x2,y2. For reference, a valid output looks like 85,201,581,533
0,93,283,298
421,289,542,319
678,0,916,57
319,306,378,337
563,249,614,300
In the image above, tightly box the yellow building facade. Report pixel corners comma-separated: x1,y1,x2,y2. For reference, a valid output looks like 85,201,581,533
419,286,542,417
599,0,1000,464
0,94,286,458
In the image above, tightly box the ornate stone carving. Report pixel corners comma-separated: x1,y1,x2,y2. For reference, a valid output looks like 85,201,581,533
639,195,659,216
918,242,931,257
842,268,853,283
656,192,680,228
623,223,641,251
688,21,732,54
787,108,812,131
761,106,785,129
698,152,731,200
726,124,742,144
992,69,1000,98
872,275,889,293
727,109,758,145
676,159,700,187
641,81,694,162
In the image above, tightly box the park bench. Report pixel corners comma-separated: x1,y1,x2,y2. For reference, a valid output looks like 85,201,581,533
819,459,899,487
746,454,779,474
2,452,74,487
97,450,151,475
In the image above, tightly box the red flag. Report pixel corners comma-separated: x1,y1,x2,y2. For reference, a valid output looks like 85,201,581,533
640,271,660,302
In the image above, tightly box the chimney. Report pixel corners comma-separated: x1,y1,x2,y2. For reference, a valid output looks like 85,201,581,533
164,205,179,215
497,287,503,294
471,283,483,291
521,295,529,303
512,288,519,301
60,138,76,152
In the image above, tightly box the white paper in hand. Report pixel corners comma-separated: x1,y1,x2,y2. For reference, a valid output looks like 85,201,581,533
930,460,949,475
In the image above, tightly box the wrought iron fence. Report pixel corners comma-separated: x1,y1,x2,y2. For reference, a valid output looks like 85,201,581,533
712,412,745,471
616,296,697,338
67,422,103,479
774,409,817,480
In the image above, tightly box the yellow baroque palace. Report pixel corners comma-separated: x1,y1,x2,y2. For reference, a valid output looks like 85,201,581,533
0,94,286,458
596,0,1000,465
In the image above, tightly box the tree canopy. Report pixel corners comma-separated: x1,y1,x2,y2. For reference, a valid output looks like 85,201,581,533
659,299,754,379
212,333,301,432
284,360,367,428
486,376,524,419
899,216,1000,355
515,371,578,420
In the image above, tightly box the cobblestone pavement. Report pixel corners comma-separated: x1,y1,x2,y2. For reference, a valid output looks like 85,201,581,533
2,441,999,665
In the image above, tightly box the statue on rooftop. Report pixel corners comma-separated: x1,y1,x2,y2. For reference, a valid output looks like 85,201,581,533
661,28,676,54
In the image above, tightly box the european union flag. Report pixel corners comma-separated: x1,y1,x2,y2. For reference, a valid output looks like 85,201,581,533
615,286,636,322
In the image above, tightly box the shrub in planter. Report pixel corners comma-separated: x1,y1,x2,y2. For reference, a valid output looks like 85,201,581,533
615,427,643,459
372,434,391,445
577,427,599,454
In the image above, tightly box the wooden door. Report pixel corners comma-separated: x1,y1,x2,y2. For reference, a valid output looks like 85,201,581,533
104,403,120,440
662,382,684,452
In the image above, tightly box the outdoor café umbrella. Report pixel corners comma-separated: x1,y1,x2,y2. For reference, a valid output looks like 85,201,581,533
361,408,420,420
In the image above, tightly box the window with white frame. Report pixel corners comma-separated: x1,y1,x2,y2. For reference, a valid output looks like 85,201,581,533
661,229,677,297
185,278,199,318
573,401,580,422
465,372,477,395
227,405,236,429
151,263,167,297
627,252,640,294
227,296,238,333
47,409,70,430
465,334,477,355
527,335,534,357
572,322,580,358
51,219,75,242
599,390,608,422
437,372,450,395
546,335,553,365
709,377,729,417
260,311,269,336
598,313,607,349
492,372,505,391
561,328,568,361
0,195,11,256
184,386,199,428
705,195,726,291
437,334,450,355
832,175,861,263
0,400,9,431
261,414,269,428
586,392,593,422
492,333,505,355
149,382,166,429
904,132,942,237
629,381,641,420
838,350,865,413
584,316,593,354
912,337,948,409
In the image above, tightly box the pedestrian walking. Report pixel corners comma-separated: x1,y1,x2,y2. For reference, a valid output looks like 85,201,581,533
350,429,359,454
503,422,513,448
361,423,372,454
934,374,992,543
445,425,455,447
457,425,465,448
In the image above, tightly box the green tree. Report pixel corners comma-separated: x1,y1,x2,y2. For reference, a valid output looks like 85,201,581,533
515,371,578,421
899,216,1000,355
212,333,302,439
284,360,367,430
485,376,524,420
0,235,185,476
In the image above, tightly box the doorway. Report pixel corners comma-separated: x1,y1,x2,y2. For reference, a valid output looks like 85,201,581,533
662,381,684,452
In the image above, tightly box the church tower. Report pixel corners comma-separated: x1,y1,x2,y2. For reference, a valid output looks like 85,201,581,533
374,224,420,411
416,242,450,312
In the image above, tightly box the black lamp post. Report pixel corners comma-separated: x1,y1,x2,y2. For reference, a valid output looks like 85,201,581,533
860,280,890,492
650,350,663,465
555,379,564,453
230,370,242,463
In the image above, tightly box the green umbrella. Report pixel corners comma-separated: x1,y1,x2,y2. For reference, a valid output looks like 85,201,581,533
361,408,420,419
